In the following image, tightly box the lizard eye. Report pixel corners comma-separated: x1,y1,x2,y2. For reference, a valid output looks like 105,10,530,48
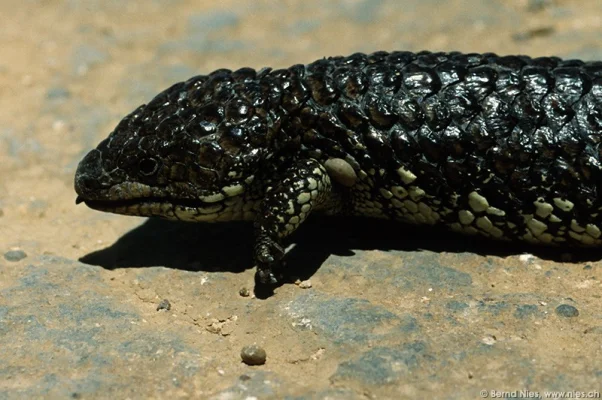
139,158,158,175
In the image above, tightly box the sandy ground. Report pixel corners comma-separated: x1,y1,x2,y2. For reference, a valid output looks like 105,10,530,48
2,0,602,398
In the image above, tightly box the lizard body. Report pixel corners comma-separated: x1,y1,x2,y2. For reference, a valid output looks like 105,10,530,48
75,51,602,283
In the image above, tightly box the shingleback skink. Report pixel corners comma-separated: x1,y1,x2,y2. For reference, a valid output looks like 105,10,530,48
74,50,602,284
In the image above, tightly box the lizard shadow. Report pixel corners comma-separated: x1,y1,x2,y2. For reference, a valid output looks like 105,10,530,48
80,217,602,298
79,219,255,274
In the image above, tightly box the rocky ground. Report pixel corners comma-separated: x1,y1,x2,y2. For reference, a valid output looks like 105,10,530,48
1,0,602,398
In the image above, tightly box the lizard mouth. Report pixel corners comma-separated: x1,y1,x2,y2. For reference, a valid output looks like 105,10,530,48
75,178,252,221
75,192,233,213
76,195,223,210
75,192,247,222
76,195,232,222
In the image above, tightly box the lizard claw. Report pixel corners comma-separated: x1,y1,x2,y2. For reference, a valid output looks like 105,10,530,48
255,237,285,285
257,268,279,285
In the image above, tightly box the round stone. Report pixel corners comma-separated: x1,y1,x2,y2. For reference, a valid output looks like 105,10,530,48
4,250,27,262
156,299,171,311
555,304,579,318
241,344,267,366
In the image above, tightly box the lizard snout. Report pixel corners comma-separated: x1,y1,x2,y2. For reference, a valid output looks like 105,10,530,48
74,149,104,200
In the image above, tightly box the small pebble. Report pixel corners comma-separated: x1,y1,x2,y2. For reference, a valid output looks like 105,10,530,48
239,287,250,297
298,280,312,289
555,304,579,318
527,0,552,11
4,250,27,262
46,87,71,99
156,299,171,311
241,344,267,366
512,26,555,42
481,335,496,345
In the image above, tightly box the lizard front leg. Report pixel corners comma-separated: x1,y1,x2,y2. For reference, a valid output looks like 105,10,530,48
254,158,334,284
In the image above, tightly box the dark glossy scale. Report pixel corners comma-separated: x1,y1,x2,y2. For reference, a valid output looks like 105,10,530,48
73,50,602,285
266,51,602,245
76,50,602,249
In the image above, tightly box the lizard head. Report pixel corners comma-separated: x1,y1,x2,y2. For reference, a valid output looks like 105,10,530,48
74,68,281,221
